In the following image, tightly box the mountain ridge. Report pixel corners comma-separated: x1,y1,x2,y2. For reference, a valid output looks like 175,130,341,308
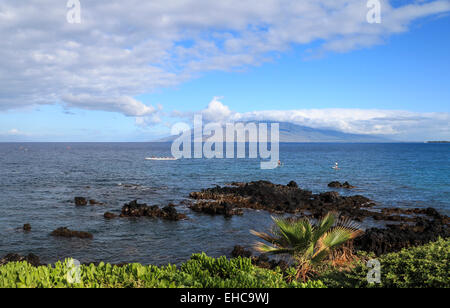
154,122,390,143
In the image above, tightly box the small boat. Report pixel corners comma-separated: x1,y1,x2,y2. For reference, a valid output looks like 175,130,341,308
145,157,178,161
332,162,340,170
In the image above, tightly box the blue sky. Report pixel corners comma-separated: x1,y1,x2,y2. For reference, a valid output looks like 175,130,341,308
142,15,450,113
0,0,449,141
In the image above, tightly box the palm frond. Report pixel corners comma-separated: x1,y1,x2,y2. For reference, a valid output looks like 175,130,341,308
317,226,361,251
310,248,330,264
250,230,277,244
272,217,311,250
253,242,294,255
312,212,336,242
335,215,362,232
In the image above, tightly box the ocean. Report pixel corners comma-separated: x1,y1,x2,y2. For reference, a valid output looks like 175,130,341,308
0,142,449,265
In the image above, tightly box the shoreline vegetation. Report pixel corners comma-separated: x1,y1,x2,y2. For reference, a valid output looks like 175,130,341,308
0,238,448,288
1,180,449,288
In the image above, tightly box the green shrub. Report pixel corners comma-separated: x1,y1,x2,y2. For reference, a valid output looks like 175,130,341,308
317,237,450,288
0,253,325,288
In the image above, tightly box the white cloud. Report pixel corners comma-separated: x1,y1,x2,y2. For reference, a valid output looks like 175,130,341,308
201,97,233,122
233,108,450,138
0,128,30,138
61,94,156,117
191,98,450,140
135,114,163,127
0,0,449,116
7,128,21,135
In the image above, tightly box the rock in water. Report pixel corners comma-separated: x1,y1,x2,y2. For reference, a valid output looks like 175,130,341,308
189,180,373,219
51,227,93,239
89,199,105,205
161,205,186,221
189,201,244,218
74,197,87,206
328,181,355,189
104,212,117,219
287,181,298,188
120,200,186,221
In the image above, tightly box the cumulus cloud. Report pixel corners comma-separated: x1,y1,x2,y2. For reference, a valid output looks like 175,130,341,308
201,97,233,122
0,0,449,117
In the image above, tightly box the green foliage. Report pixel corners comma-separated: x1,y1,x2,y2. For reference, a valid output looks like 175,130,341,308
0,253,325,288
3,239,446,288
317,237,450,288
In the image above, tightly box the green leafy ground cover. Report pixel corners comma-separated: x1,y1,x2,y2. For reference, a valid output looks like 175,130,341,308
1,238,448,288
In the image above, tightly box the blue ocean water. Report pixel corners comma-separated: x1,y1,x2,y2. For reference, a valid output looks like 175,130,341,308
0,142,449,265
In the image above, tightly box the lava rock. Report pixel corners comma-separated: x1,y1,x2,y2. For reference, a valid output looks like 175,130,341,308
189,201,244,218
120,200,186,221
287,181,299,188
328,181,355,189
74,197,88,206
104,212,117,219
0,253,41,267
189,180,373,219
230,246,288,271
51,227,93,239
161,204,187,221
354,218,450,255
89,199,105,205
231,245,252,258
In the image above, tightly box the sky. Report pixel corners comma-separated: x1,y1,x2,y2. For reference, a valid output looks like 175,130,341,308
0,0,449,142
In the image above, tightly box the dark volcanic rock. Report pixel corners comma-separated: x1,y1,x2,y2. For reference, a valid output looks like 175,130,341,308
287,181,298,188
51,227,93,239
89,199,104,205
104,212,117,219
74,197,88,206
23,224,31,232
0,253,40,267
355,216,450,255
231,245,252,258
189,180,374,219
189,201,244,218
120,200,186,221
230,245,288,271
161,204,188,221
328,181,355,189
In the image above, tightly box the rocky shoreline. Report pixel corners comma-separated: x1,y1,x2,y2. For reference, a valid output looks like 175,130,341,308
188,180,450,255
2,180,449,265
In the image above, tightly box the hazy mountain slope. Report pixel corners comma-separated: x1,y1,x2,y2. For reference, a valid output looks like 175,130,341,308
155,122,390,143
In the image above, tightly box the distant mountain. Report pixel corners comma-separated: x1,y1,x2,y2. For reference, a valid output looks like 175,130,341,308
155,122,390,143
275,122,390,142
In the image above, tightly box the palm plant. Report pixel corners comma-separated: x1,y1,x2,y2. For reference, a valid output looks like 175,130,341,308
251,212,362,282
